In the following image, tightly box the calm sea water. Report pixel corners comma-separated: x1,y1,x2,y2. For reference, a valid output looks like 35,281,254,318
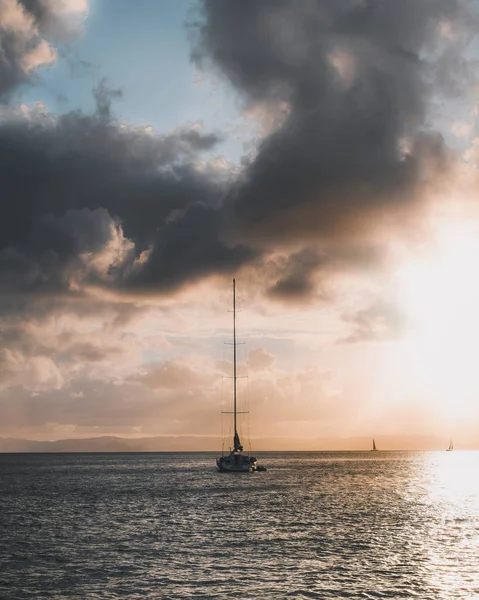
1,451,478,599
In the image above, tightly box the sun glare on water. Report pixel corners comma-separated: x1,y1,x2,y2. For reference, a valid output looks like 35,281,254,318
397,224,479,423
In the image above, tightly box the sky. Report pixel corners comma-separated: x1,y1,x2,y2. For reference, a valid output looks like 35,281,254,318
2,0,479,449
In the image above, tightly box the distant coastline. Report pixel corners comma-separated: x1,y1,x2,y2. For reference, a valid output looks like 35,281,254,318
0,435,473,453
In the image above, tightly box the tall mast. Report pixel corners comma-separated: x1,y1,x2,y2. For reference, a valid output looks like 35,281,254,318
233,278,237,439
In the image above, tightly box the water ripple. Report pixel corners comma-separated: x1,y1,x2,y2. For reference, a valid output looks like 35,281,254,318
1,451,479,598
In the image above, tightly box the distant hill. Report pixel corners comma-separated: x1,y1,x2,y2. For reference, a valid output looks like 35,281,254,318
0,434,474,452
0,436,219,453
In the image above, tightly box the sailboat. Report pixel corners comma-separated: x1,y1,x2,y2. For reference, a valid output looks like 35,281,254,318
446,439,453,452
371,439,378,452
216,279,266,473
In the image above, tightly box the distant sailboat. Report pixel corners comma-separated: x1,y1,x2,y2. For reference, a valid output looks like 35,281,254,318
371,438,378,452
446,439,453,452
216,279,266,473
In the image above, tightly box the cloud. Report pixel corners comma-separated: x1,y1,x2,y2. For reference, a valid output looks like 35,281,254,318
0,1,476,308
132,357,218,390
0,89,256,298
192,0,474,252
0,299,155,401
246,347,276,372
0,348,64,391
0,344,349,439
0,0,88,99
2,1,479,442
342,299,406,343
20,0,89,39
267,248,324,301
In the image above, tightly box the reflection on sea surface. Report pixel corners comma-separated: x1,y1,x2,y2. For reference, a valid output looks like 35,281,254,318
0,451,478,599
416,452,479,597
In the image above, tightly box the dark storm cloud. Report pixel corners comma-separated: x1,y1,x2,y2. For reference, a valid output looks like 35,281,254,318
0,96,219,245
268,248,324,300
266,243,390,303
0,85,255,297
123,201,255,292
192,0,476,248
0,0,477,306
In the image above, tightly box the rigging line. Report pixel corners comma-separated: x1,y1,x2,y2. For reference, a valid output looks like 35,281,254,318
246,326,253,451
220,341,227,454
246,370,251,453
233,278,237,440
237,303,252,453
220,375,225,454
245,267,256,455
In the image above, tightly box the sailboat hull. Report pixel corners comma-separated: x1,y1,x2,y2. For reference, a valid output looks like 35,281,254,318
216,453,256,473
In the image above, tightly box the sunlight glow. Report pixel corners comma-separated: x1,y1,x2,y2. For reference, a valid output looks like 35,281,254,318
397,224,479,423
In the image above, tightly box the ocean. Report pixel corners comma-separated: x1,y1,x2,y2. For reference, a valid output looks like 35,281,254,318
1,451,478,599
